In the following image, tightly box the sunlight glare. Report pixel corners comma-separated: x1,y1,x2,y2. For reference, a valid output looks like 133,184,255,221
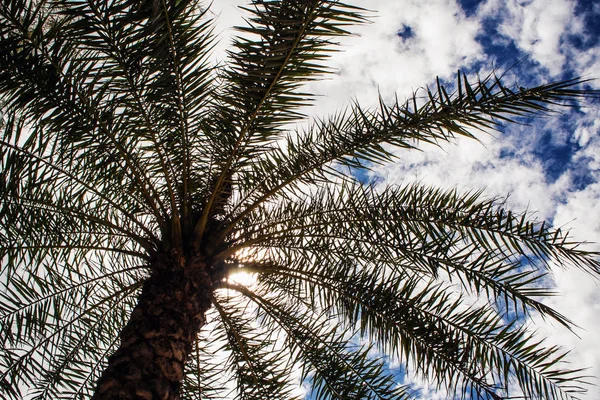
227,270,257,287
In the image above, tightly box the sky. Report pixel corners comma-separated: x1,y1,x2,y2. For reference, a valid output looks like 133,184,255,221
210,0,600,398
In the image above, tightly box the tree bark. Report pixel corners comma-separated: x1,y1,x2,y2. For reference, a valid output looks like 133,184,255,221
92,252,213,400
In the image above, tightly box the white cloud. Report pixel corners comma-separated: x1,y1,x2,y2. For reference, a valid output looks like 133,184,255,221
541,125,600,398
207,0,246,64
306,0,484,115
478,0,575,76
477,0,600,81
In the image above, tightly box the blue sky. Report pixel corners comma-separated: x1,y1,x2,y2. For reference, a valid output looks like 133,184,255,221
212,0,600,398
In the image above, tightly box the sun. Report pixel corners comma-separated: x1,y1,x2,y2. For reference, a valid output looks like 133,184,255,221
227,270,257,287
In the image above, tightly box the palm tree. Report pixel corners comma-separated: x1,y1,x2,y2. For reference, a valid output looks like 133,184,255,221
1,0,599,399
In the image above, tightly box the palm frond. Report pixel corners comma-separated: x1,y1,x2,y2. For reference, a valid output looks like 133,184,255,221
0,275,142,399
194,0,366,242
255,259,587,400
59,0,218,236
212,293,300,400
227,75,598,228
224,181,598,328
224,282,414,400
181,318,230,400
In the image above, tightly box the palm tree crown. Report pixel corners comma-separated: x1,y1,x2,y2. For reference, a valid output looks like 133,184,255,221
1,0,599,399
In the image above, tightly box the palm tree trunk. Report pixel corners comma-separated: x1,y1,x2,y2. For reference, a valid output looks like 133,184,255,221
92,253,213,400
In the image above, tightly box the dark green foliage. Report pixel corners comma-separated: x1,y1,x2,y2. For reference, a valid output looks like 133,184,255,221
0,0,599,399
